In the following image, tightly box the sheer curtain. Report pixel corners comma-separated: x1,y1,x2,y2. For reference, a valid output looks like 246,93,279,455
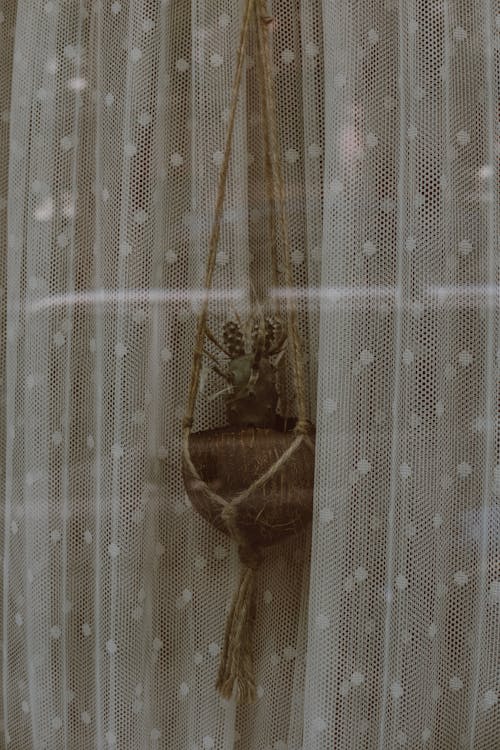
0,1,498,749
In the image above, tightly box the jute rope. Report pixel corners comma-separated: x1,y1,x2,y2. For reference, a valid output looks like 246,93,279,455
182,0,254,433
255,12,280,314
253,0,309,434
182,0,314,704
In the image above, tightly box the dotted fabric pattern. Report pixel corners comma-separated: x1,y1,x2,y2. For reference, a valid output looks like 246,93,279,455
0,1,498,750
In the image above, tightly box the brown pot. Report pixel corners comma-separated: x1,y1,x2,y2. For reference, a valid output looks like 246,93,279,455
182,425,315,549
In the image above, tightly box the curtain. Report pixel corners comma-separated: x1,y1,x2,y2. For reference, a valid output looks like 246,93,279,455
0,1,498,748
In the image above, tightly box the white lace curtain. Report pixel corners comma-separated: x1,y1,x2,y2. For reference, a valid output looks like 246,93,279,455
0,1,498,748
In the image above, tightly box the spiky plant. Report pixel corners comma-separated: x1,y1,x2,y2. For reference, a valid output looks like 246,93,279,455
206,315,286,429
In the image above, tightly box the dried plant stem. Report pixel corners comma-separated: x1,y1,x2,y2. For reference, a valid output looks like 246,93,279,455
216,565,257,703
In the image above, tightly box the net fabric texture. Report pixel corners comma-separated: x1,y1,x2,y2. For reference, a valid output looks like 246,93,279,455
306,2,499,749
0,1,498,749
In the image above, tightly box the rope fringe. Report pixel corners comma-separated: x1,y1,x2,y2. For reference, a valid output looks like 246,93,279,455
215,565,258,703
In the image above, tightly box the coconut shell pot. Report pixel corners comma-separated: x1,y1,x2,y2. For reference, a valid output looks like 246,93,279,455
182,422,315,551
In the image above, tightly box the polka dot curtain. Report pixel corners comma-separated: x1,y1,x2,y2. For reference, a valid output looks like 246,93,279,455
0,1,498,749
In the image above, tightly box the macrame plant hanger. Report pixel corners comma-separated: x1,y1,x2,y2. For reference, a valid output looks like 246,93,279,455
182,0,315,704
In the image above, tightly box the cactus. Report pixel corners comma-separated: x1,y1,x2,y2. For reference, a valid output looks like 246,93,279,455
206,315,286,429
223,320,245,358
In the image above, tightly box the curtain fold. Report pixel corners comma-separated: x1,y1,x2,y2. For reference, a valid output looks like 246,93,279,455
305,2,499,748
0,1,498,749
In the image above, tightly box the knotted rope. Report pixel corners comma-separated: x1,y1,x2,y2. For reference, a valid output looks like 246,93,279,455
182,0,313,703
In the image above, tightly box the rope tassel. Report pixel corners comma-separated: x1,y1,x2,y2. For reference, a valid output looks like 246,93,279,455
216,563,258,704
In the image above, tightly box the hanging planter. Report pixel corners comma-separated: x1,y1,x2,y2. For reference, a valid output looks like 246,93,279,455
181,0,315,705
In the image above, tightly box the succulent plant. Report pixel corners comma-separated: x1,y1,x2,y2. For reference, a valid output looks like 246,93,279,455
223,320,245,358
205,314,286,429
